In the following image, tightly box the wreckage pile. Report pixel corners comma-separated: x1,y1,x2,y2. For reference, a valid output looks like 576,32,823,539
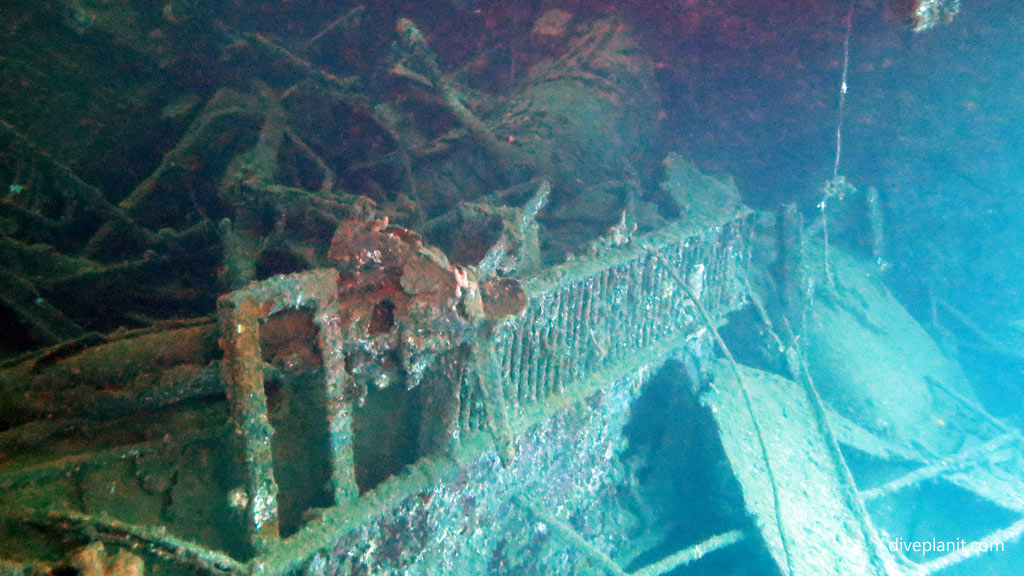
2,2,1021,576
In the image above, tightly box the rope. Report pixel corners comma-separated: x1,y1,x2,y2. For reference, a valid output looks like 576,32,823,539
822,0,858,286
833,0,856,179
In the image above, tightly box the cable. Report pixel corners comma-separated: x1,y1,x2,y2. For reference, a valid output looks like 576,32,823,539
822,0,858,286
833,0,856,179
651,251,795,576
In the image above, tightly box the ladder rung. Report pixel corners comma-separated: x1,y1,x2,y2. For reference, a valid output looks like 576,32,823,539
629,529,746,576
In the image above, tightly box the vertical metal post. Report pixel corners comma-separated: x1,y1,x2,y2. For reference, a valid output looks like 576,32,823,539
316,299,360,505
218,295,281,549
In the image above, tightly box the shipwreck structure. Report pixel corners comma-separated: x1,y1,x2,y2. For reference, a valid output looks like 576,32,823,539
1,2,1019,576
3,175,1022,575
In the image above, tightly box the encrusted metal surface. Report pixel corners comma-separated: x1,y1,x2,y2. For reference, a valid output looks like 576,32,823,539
466,219,750,436
242,215,752,576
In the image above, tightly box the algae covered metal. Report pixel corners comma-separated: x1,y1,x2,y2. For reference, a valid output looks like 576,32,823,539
2,3,1020,576
0,198,756,575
